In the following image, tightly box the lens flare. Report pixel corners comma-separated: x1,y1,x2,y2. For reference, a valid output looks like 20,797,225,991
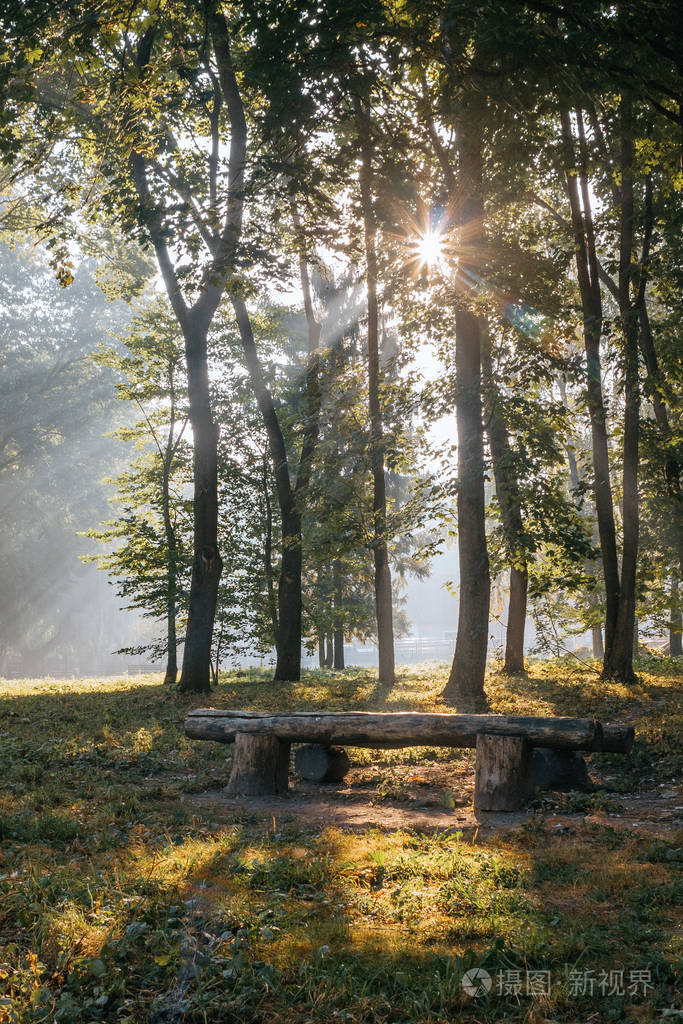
414,229,443,268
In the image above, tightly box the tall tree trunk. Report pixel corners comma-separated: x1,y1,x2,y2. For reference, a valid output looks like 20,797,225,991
670,574,682,656
161,364,182,686
162,490,178,686
229,202,321,682
481,332,526,674
231,288,320,682
324,633,334,669
262,455,279,649
561,107,621,674
276,508,302,680
333,565,345,670
179,323,222,692
443,104,490,703
357,102,395,687
128,14,247,692
505,566,528,674
333,629,345,670
164,588,178,685
603,94,639,683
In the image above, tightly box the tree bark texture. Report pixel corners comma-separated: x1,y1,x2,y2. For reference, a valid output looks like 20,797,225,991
474,734,533,811
357,103,395,688
178,321,222,692
333,565,345,669
275,510,303,681
505,566,528,673
333,628,345,670
443,102,490,702
226,734,290,796
670,574,682,656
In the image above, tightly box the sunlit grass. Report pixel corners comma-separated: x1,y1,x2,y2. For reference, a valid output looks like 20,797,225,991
0,660,680,1021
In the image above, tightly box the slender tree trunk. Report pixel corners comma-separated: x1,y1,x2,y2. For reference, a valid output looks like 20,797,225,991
603,95,639,683
262,455,279,649
228,198,322,682
163,558,178,685
275,508,302,681
333,565,345,670
481,332,526,674
318,632,325,669
333,629,345,670
505,567,528,674
129,16,240,694
161,365,182,686
443,104,490,703
161,469,178,686
231,297,310,683
670,574,682,656
592,626,604,661
357,102,395,687
561,107,621,674
179,322,222,692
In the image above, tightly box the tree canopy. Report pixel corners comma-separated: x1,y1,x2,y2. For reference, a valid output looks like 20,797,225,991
0,0,680,687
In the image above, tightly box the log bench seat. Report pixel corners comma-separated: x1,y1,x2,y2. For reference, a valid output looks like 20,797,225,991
184,709,634,812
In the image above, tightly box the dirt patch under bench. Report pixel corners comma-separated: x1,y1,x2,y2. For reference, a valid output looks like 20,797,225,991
189,759,683,837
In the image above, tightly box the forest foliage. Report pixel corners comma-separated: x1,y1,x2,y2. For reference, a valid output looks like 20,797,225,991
0,0,680,690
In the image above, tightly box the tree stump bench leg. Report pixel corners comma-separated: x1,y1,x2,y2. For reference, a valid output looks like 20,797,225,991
474,733,533,811
226,733,290,796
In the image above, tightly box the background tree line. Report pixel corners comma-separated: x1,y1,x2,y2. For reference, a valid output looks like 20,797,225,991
0,0,680,695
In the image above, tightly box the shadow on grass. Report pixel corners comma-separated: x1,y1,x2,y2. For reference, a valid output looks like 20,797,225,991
0,663,681,1022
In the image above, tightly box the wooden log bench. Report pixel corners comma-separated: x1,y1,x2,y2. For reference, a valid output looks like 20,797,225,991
184,709,634,812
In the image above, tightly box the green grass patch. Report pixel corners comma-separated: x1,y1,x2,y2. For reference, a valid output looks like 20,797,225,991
0,661,680,1022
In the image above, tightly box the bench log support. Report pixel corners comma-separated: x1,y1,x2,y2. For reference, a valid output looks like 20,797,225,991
184,709,634,812
295,744,351,783
474,734,533,811
226,734,290,796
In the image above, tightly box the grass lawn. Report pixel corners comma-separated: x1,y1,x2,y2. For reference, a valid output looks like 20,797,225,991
0,659,680,1023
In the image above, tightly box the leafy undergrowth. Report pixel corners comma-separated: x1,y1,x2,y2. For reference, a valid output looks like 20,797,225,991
0,659,680,1023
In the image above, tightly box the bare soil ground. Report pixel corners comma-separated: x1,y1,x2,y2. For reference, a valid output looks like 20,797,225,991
190,757,683,837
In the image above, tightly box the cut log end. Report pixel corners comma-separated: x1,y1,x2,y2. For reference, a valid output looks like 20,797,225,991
226,734,290,796
294,744,350,783
598,723,635,753
474,733,533,812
